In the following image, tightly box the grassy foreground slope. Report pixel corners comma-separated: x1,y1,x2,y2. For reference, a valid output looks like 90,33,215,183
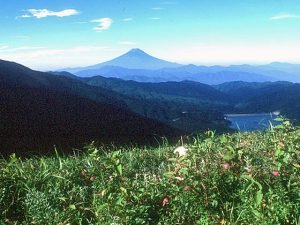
1,122,300,224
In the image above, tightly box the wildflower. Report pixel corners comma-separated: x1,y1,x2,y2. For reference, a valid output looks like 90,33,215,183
162,197,169,206
175,176,184,181
272,170,279,176
174,146,188,157
80,169,87,176
223,163,230,170
184,185,190,191
90,175,96,181
244,166,252,173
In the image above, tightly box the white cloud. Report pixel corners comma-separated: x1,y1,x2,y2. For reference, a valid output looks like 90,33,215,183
270,13,300,20
90,18,113,31
20,9,79,19
118,41,137,46
122,18,133,22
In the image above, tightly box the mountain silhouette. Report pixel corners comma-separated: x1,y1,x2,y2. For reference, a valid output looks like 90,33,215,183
61,48,181,74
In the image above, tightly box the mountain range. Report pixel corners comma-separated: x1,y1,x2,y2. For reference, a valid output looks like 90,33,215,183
82,76,232,132
59,49,300,84
0,59,181,156
82,75,300,124
1,49,300,156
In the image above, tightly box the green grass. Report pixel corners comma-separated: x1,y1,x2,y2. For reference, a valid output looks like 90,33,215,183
1,121,300,224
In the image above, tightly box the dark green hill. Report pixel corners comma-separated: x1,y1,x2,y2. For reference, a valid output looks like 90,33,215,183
0,60,126,108
215,81,293,102
0,85,180,156
83,76,232,132
85,76,229,102
237,84,300,120
215,81,300,121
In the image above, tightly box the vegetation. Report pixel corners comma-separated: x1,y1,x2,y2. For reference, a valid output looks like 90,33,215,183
0,86,179,156
215,81,300,123
1,121,299,224
84,76,232,132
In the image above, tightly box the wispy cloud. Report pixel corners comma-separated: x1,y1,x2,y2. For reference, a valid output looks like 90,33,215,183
19,9,79,19
152,7,163,10
0,46,108,58
270,13,300,20
122,18,133,22
0,44,9,50
0,46,47,53
0,46,112,70
150,17,161,20
118,41,137,46
90,18,113,32
15,35,31,41
19,14,31,18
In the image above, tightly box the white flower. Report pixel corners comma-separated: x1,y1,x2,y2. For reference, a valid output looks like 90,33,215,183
175,176,184,181
174,146,188,157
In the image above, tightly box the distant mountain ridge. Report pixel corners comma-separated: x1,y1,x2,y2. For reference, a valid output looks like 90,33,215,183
59,49,300,84
61,48,181,73
75,65,275,84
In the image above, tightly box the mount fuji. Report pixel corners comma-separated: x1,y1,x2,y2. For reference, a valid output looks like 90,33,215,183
61,48,181,74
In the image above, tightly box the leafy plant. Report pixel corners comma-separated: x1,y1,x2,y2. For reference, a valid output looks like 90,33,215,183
1,124,300,224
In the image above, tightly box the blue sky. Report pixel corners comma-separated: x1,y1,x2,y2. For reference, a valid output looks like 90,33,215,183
0,0,300,70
